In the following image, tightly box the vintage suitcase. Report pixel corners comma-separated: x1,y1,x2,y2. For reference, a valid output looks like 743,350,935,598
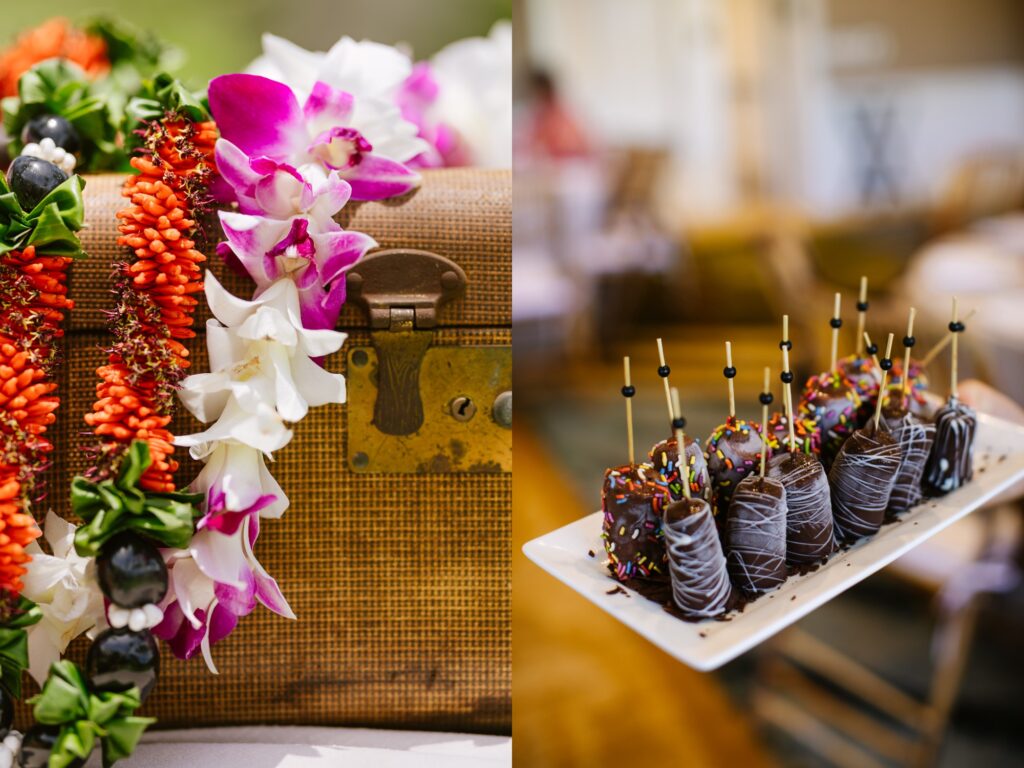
20,169,511,734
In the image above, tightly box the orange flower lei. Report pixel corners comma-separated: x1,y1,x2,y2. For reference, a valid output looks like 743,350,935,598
0,246,75,593
0,18,109,97
83,117,217,492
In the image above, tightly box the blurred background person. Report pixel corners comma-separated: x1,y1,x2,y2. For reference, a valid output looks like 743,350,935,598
513,1,1024,766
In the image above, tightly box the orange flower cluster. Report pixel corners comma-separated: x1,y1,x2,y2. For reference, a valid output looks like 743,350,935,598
0,18,109,97
0,246,74,594
84,118,217,493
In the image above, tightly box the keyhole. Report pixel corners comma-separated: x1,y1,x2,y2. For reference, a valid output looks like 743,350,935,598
449,396,477,422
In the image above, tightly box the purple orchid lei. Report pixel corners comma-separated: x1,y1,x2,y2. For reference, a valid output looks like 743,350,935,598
159,72,419,669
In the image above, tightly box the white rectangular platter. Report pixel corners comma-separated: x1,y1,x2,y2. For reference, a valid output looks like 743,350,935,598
522,412,1024,672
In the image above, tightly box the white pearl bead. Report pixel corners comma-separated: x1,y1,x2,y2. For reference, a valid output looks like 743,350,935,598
142,603,164,628
38,137,55,152
108,605,131,628
20,142,40,158
128,608,147,632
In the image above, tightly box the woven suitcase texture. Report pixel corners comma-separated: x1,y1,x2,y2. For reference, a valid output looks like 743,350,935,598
20,169,512,734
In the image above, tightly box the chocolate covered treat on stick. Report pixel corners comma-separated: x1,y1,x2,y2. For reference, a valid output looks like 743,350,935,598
650,340,711,501
923,298,977,495
882,308,936,513
725,369,788,595
602,359,671,580
829,334,902,542
661,387,734,618
706,342,766,518
799,294,862,469
766,315,819,455
767,328,834,564
837,277,882,423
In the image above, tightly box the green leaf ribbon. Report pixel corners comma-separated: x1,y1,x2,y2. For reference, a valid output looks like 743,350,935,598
0,596,41,699
30,660,154,768
71,440,202,558
1,58,124,172
0,172,86,258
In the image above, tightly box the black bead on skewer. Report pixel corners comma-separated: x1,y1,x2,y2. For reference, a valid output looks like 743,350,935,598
778,339,792,351
672,416,686,430
723,366,737,379
780,371,793,384
880,357,893,371
759,392,774,406
829,317,843,329
903,335,916,347
621,385,636,398
856,301,869,312
948,321,965,333
658,365,670,377
866,342,878,355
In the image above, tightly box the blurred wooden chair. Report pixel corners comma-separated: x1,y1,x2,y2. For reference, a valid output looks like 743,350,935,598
751,505,1022,768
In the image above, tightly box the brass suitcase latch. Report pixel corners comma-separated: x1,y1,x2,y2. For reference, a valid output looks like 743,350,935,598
346,249,511,474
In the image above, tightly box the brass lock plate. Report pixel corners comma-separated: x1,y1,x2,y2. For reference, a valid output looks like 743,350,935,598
347,345,511,473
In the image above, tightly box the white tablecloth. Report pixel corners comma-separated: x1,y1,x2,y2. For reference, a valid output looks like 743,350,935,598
80,726,511,767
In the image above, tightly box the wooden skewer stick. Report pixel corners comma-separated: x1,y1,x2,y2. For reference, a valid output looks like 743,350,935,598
830,292,841,374
920,308,976,367
623,356,635,466
670,387,691,501
862,331,881,370
725,341,736,419
781,317,797,452
855,276,868,356
656,338,673,422
951,297,960,400
873,333,894,432
901,307,916,408
760,366,771,479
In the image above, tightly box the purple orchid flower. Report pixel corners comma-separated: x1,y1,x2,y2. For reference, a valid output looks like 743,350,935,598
217,210,375,331
154,487,295,668
395,62,469,168
209,73,421,201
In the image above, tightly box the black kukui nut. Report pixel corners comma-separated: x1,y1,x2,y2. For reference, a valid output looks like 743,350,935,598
0,685,11,739
21,114,80,154
87,627,160,702
97,531,168,609
657,365,670,377
19,724,83,768
7,156,67,212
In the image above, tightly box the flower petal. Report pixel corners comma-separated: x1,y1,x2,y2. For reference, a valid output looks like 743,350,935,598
208,74,308,159
341,153,420,200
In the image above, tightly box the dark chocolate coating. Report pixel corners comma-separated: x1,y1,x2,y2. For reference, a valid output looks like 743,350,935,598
601,465,670,580
768,451,834,564
922,398,976,496
828,423,901,542
725,475,787,594
765,411,819,455
882,403,936,513
649,436,711,502
705,418,765,517
662,497,733,619
799,373,861,470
